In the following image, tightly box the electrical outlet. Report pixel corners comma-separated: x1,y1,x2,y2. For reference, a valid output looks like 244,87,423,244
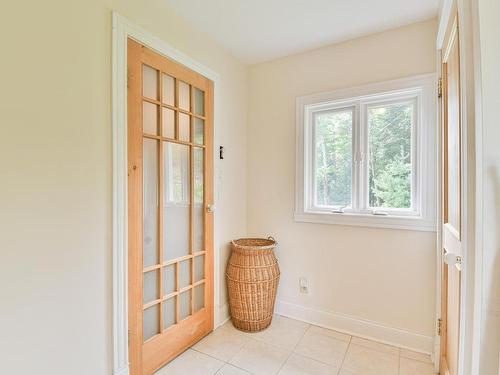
299,277,309,294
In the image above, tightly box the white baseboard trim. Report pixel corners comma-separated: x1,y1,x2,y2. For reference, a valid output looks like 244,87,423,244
275,300,434,354
113,366,129,375
216,303,231,327
432,335,441,372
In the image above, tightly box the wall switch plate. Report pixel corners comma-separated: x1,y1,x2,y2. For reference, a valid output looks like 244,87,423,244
299,277,309,294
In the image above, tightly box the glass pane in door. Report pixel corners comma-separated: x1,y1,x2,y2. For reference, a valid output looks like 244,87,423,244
178,113,190,142
194,148,204,251
143,270,159,304
178,259,191,289
194,283,205,312
163,297,176,330
194,255,205,282
143,304,160,341
194,118,204,145
179,289,191,320
162,264,176,295
143,102,158,135
143,65,158,100
143,139,159,267
162,74,175,106
194,88,204,116
162,108,175,139
178,81,190,111
163,142,190,261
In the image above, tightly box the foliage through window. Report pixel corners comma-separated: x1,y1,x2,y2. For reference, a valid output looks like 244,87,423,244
368,102,413,209
309,98,416,214
308,97,416,214
314,109,353,207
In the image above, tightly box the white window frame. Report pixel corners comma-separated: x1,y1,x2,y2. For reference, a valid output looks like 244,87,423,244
295,74,437,231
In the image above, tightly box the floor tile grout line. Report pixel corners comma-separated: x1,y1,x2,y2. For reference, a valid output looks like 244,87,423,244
225,334,252,365
190,345,255,375
400,354,434,364
217,362,255,375
337,335,353,374
190,333,251,366
275,323,311,374
184,318,430,375
188,347,227,369
289,325,353,368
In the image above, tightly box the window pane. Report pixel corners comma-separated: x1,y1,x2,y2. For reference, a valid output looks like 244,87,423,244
179,81,190,111
143,304,159,341
314,109,353,207
143,139,158,267
368,102,413,209
143,102,158,135
162,107,175,138
194,88,205,116
162,264,175,295
143,270,159,304
163,142,190,261
163,297,176,329
142,65,158,100
178,113,190,142
194,283,205,312
162,74,175,106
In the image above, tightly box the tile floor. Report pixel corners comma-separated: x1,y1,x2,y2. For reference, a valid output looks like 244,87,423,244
154,315,437,375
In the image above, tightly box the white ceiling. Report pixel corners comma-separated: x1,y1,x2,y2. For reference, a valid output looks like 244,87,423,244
165,0,440,64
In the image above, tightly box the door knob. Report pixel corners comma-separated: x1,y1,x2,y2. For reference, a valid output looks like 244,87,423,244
206,204,215,213
444,251,462,270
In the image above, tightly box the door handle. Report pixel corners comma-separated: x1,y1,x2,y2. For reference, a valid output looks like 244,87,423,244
206,204,215,213
444,251,462,270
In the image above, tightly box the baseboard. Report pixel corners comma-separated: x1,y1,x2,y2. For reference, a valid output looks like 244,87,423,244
432,335,440,371
275,300,434,354
216,303,231,327
113,366,129,375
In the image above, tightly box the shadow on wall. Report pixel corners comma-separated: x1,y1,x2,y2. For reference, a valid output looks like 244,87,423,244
482,166,500,374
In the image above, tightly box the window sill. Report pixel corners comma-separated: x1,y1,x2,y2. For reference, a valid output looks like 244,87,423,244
294,211,437,232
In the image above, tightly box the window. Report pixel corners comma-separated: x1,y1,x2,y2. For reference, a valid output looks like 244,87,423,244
314,108,353,208
295,75,436,230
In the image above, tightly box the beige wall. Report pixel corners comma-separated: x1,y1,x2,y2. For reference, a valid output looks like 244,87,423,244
247,19,438,345
0,1,442,372
477,0,500,373
0,1,247,374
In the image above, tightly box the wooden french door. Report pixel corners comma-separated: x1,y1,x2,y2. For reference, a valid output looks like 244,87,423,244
127,38,214,375
440,15,462,375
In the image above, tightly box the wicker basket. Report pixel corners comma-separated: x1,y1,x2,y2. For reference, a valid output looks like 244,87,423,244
226,237,280,332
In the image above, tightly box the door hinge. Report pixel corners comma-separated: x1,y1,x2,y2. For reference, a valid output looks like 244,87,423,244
438,77,443,98
128,329,131,346
437,318,442,336
127,67,130,89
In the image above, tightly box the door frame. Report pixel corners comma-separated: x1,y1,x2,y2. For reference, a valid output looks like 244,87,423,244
111,12,221,375
435,0,483,374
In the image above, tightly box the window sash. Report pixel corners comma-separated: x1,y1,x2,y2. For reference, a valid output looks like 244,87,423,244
311,106,355,209
307,92,420,216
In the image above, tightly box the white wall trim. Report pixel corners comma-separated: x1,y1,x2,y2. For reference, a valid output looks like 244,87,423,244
112,12,222,375
433,44,444,373
469,0,484,372
437,0,454,49
276,300,434,354
217,303,231,327
113,368,130,375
